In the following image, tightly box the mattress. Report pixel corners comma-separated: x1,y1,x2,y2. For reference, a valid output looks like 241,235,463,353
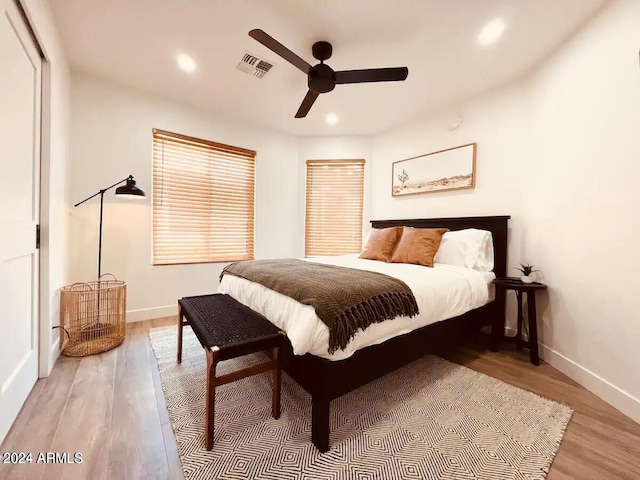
218,254,495,361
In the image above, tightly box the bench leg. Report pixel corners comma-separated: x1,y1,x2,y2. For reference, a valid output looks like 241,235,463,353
205,347,219,450
272,346,281,419
311,395,330,453
177,302,183,364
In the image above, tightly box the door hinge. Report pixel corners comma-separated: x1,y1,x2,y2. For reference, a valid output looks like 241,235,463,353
36,224,40,249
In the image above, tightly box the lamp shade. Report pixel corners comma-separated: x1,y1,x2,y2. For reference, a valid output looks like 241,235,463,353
115,176,145,197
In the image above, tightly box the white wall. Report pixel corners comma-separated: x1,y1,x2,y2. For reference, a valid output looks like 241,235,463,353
69,74,300,321
525,0,640,421
370,0,640,422
372,81,530,279
21,0,71,376
297,136,373,249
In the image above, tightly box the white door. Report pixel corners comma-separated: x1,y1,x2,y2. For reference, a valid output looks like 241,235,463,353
0,0,42,444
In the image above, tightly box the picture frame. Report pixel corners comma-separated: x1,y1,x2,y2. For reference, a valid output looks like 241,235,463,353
391,143,477,196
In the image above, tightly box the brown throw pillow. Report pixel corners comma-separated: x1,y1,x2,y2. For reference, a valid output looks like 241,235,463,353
359,227,403,262
390,227,449,267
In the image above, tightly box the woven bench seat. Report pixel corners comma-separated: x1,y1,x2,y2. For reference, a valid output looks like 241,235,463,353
177,294,286,450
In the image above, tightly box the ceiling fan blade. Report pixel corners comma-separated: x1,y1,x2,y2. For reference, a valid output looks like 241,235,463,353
295,90,319,118
249,29,311,74
335,67,409,84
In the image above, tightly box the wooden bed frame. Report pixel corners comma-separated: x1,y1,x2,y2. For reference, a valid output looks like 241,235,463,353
278,215,510,452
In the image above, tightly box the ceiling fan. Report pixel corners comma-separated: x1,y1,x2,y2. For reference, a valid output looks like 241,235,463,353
248,29,409,119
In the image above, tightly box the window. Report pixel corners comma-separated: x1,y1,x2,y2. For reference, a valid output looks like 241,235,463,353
305,159,365,256
152,129,255,265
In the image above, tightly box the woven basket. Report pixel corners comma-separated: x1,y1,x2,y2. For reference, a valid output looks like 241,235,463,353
59,274,127,357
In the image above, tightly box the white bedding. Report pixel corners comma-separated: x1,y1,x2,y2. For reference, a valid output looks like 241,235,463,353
218,255,495,361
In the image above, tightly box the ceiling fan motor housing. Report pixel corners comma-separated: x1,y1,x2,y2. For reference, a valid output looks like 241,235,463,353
309,63,336,93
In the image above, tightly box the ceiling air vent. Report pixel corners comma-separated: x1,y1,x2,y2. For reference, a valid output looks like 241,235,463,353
237,52,274,79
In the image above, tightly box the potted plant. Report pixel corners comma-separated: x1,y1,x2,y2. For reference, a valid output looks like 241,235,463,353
517,264,538,283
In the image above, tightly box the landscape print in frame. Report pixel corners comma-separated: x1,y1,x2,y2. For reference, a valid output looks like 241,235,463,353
392,143,477,196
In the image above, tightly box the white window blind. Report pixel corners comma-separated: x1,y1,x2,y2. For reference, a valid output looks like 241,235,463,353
152,129,256,265
305,159,365,257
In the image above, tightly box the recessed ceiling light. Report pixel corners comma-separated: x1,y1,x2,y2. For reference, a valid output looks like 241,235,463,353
326,113,339,126
177,53,197,73
478,19,505,47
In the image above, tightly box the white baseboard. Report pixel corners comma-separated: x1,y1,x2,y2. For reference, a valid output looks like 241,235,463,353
126,305,178,323
539,343,640,424
39,336,60,379
503,327,640,424
48,338,59,376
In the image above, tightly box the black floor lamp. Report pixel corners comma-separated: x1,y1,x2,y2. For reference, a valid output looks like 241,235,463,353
74,175,146,278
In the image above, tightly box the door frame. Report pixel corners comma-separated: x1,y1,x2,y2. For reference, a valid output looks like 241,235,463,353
14,0,55,377
38,59,55,377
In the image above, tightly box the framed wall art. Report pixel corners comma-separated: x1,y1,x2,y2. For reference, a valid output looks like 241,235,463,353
392,143,477,196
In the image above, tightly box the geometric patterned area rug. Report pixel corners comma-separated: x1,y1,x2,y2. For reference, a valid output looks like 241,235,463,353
149,326,573,480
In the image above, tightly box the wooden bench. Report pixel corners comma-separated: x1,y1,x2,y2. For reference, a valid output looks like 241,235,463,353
177,294,286,450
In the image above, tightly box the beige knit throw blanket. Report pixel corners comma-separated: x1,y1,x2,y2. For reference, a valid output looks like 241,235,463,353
220,259,419,353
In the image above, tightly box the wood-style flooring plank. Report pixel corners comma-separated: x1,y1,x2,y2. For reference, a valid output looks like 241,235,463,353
0,355,80,480
40,347,117,480
147,318,184,480
107,323,171,480
162,423,184,480
148,337,170,426
148,317,177,426
552,411,640,479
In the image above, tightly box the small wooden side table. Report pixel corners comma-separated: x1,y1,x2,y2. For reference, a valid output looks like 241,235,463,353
492,278,547,366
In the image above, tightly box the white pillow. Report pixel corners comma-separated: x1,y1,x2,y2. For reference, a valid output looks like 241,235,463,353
434,228,494,271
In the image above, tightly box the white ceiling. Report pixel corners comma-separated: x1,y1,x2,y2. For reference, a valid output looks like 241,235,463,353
51,0,609,136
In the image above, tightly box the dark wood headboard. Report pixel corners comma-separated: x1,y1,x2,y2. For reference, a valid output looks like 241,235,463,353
370,215,510,279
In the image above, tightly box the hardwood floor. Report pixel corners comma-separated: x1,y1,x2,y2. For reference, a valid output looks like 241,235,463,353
1,317,639,480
